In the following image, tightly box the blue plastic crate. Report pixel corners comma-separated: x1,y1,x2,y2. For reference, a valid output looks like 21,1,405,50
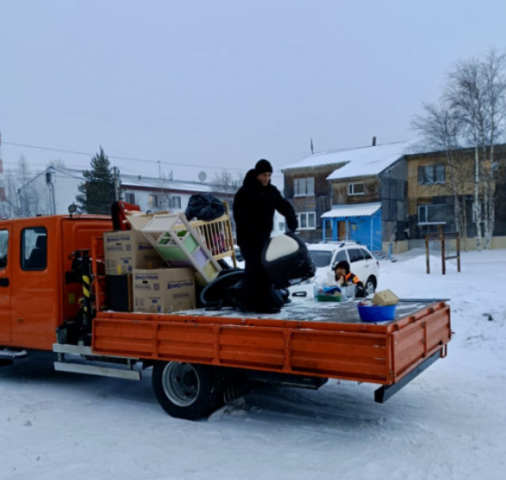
357,304,396,322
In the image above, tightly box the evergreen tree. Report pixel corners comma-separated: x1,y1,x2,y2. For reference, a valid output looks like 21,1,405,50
76,147,118,214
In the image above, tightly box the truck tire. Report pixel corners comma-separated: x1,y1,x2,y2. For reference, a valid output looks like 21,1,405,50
152,361,223,420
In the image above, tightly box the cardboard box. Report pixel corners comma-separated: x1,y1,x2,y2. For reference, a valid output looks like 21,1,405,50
103,231,165,275
133,268,196,314
372,289,399,306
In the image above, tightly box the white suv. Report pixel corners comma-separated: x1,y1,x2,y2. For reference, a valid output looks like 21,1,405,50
306,242,380,295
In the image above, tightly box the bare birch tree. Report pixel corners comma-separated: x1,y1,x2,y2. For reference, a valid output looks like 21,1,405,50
0,156,40,218
213,170,238,196
0,170,21,218
17,156,40,217
414,48,506,250
445,49,506,249
412,104,473,247
48,159,66,169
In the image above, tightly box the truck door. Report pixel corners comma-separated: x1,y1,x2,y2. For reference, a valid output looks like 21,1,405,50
10,225,58,351
0,225,12,344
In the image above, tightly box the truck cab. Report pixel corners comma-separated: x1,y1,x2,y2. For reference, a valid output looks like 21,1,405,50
0,215,111,351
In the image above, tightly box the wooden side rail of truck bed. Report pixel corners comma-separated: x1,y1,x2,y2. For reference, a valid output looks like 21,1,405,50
91,301,451,388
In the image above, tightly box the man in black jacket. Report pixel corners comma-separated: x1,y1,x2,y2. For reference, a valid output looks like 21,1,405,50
233,159,298,314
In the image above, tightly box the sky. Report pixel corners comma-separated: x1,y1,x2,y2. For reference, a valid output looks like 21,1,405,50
1,0,506,188
2,248,506,480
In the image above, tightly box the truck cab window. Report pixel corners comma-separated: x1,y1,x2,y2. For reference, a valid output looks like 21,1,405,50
22,227,47,271
0,230,8,269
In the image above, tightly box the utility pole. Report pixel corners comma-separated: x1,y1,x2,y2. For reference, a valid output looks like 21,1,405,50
46,168,56,214
113,166,120,201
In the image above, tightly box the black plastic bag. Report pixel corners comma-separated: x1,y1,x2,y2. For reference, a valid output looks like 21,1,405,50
185,194,226,221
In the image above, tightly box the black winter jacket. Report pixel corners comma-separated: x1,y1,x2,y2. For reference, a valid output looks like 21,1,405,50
233,169,298,250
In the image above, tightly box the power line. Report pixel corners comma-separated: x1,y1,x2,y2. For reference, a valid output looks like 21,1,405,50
2,141,248,172
1,141,284,178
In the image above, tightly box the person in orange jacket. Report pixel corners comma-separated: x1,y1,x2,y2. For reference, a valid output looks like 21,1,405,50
334,260,365,298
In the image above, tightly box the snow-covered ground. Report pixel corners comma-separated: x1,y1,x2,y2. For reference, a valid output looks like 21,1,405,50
1,249,506,480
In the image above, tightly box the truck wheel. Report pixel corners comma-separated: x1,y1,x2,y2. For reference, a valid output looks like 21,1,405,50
152,361,223,420
365,277,376,296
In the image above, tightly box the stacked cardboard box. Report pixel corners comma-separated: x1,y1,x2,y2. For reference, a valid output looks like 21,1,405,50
132,268,195,314
103,230,164,275
104,230,165,313
103,230,196,315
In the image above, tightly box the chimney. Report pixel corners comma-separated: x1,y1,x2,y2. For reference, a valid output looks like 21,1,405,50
372,136,377,146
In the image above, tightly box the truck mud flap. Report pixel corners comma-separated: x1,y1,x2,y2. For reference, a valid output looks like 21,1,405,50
374,350,441,403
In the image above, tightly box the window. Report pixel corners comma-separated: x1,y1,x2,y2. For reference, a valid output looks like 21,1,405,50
361,248,373,260
125,192,135,204
418,204,446,225
348,248,365,263
0,230,8,269
309,250,333,268
148,194,159,209
296,211,316,230
294,177,315,196
22,227,47,271
347,182,365,195
169,196,181,209
418,164,445,185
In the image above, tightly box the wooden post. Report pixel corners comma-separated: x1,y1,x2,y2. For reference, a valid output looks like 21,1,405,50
456,234,461,273
425,235,430,274
440,225,445,275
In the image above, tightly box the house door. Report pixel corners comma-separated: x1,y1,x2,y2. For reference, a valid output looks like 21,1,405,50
338,221,347,241
0,225,12,344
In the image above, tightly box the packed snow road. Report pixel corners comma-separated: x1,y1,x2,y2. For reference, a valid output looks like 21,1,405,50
1,249,505,480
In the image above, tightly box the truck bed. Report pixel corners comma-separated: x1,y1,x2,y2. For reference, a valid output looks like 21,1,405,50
91,299,451,387
174,298,444,324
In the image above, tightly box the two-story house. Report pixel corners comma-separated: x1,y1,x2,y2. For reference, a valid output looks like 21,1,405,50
405,144,506,249
281,154,347,243
283,142,411,252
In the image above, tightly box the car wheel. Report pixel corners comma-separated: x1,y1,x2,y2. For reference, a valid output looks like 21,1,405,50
364,277,376,296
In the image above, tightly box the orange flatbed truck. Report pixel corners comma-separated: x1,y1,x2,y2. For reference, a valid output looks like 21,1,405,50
0,214,451,420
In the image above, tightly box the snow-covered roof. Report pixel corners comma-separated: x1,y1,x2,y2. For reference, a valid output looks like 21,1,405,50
281,142,413,180
19,166,233,195
281,148,351,171
120,173,232,194
321,202,381,219
326,142,412,181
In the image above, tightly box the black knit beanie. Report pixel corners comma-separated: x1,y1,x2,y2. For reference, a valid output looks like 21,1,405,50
255,159,273,175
